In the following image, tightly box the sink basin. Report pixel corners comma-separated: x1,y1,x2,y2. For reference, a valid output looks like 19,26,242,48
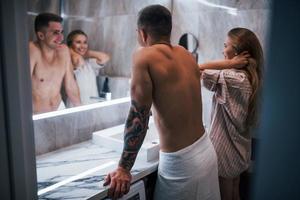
93,118,159,161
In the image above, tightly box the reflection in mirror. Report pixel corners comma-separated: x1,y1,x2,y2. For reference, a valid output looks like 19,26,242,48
64,29,110,106
28,11,130,115
179,33,199,62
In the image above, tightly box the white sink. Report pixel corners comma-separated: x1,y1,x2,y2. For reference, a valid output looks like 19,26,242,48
93,118,159,161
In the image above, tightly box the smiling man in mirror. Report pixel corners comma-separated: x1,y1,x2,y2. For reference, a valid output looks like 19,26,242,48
29,13,81,114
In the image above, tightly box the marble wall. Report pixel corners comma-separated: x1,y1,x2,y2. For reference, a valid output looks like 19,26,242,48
171,0,271,62
34,100,130,155
29,0,271,154
27,0,60,41
170,0,271,127
27,0,271,81
62,0,172,77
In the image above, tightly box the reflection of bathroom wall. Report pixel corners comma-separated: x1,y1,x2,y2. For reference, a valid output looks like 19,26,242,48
27,0,172,98
62,0,172,98
62,0,172,77
27,0,60,41
34,100,130,155
28,0,270,153
27,0,270,75
171,0,271,128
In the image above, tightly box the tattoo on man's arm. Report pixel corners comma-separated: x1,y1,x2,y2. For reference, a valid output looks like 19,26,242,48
119,100,151,171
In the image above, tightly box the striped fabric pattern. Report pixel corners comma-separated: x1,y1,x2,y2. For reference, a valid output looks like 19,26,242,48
202,69,252,178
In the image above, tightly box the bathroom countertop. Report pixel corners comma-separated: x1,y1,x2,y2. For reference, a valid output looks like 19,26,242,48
37,141,158,200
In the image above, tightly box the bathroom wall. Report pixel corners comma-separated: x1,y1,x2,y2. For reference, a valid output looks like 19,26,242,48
28,0,270,154
62,0,172,77
170,0,271,127
27,0,270,84
171,0,271,62
34,100,130,155
27,0,60,41
61,0,271,127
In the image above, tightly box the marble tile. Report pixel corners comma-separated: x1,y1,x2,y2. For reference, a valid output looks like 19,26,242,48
74,111,95,142
210,0,272,9
172,8,271,63
63,0,103,17
32,0,270,157
36,141,158,199
173,0,271,13
92,102,130,131
27,15,37,41
34,119,57,155
27,0,60,14
195,9,271,62
63,0,171,17
27,0,60,41
171,0,271,129
30,0,171,19
62,0,172,77
101,14,138,77
171,12,201,48
34,101,130,155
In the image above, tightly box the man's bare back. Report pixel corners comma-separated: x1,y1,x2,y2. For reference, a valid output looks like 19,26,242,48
136,44,205,152
104,5,214,199
30,13,81,114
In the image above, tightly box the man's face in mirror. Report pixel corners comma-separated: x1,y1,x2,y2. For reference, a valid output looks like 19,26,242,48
37,21,64,49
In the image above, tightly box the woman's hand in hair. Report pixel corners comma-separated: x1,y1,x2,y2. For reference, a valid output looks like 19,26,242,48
231,51,250,68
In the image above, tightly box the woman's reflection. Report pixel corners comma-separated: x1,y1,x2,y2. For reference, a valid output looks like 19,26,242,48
66,30,110,105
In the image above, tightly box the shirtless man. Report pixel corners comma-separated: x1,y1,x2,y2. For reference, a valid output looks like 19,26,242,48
104,5,220,200
29,13,81,114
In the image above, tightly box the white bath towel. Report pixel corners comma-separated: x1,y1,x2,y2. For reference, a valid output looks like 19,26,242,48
154,133,220,200
57,101,66,110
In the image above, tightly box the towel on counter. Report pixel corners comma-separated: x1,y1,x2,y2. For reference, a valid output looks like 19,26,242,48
154,132,221,200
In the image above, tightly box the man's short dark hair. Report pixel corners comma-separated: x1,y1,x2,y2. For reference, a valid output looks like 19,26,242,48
34,13,63,33
137,5,172,39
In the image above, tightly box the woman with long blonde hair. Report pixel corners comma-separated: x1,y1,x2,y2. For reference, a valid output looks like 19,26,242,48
199,27,264,200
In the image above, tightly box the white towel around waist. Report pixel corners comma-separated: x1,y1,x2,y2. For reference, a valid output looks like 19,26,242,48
154,132,220,200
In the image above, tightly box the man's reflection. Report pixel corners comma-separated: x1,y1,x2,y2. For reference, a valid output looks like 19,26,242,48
29,13,81,114
66,30,110,105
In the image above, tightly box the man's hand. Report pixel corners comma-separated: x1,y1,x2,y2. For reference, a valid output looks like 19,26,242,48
231,51,250,68
103,167,132,199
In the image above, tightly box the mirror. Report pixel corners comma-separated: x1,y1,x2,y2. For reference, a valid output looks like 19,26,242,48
179,33,199,62
27,1,131,115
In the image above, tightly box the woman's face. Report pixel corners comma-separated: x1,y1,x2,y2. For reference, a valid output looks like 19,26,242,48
223,36,237,59
70,34,88,56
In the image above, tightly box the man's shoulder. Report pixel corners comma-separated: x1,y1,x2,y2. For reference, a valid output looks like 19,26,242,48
55,45,71,61
29,41,40,52
56,44,70,54
132,47,152,63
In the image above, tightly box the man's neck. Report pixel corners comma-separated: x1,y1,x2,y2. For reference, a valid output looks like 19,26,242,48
148,38,171,47
37,41,57,60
